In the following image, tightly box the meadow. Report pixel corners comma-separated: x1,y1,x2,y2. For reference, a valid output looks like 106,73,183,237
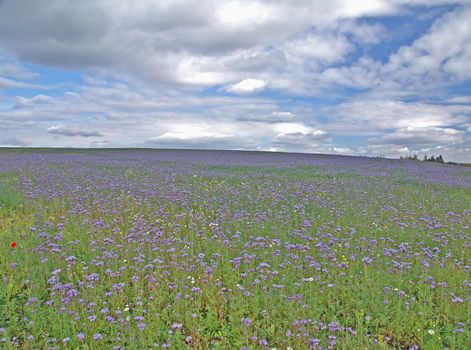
0,149,469,349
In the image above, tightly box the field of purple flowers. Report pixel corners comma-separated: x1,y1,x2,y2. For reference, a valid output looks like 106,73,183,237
0,149,470,349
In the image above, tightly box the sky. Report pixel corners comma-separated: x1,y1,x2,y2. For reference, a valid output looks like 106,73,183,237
0,0,470,162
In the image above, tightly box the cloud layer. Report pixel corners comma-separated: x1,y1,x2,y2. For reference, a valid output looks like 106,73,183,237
0,0,470,161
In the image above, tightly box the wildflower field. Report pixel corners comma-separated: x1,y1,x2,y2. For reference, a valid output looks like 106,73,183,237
0,149,469,349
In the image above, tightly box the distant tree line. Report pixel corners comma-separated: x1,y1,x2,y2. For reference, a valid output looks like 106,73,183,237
400,154,445,163
423,155,444,163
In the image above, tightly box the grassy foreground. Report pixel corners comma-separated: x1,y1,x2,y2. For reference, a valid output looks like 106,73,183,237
0,150,470,349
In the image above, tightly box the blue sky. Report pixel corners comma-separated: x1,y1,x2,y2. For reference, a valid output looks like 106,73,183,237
0,0,470,161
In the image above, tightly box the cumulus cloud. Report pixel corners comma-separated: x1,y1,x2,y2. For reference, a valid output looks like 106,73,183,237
270,129,330,153
216,1,280,28
285,33,353,65
318,6,471,97
13,95,52,108
273,130,328,144
374,126,465,146
324,100,469,133
226,78,267,94
380,6,471,88
446,96,471,104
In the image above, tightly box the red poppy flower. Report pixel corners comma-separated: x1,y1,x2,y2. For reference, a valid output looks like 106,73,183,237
10,241,17,248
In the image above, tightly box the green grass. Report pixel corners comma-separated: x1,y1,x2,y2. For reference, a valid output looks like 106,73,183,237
0,174,23,212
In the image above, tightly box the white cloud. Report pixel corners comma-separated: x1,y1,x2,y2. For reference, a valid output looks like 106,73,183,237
216,1,279,28
175,57,231,86
446,96,471,104
319,56,381,89
374,126,464,146
227,78,267,94
331,146,353,153
13,95,52,108
324,99,469,133
335,0,396,18
310,6,471,99
272,130,330,153
384,7,471,80
285,33,353,64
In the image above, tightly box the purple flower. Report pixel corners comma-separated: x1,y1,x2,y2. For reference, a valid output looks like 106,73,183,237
112,282,125,291
259,339,268,346
67,289,78,298
92,333,102,341
242,317,252,328
171,322,183,330
26,297,39,305
85,273,99,282
190,287,202,293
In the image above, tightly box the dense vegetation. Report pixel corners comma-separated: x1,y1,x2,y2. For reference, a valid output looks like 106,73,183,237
0,149,470,349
